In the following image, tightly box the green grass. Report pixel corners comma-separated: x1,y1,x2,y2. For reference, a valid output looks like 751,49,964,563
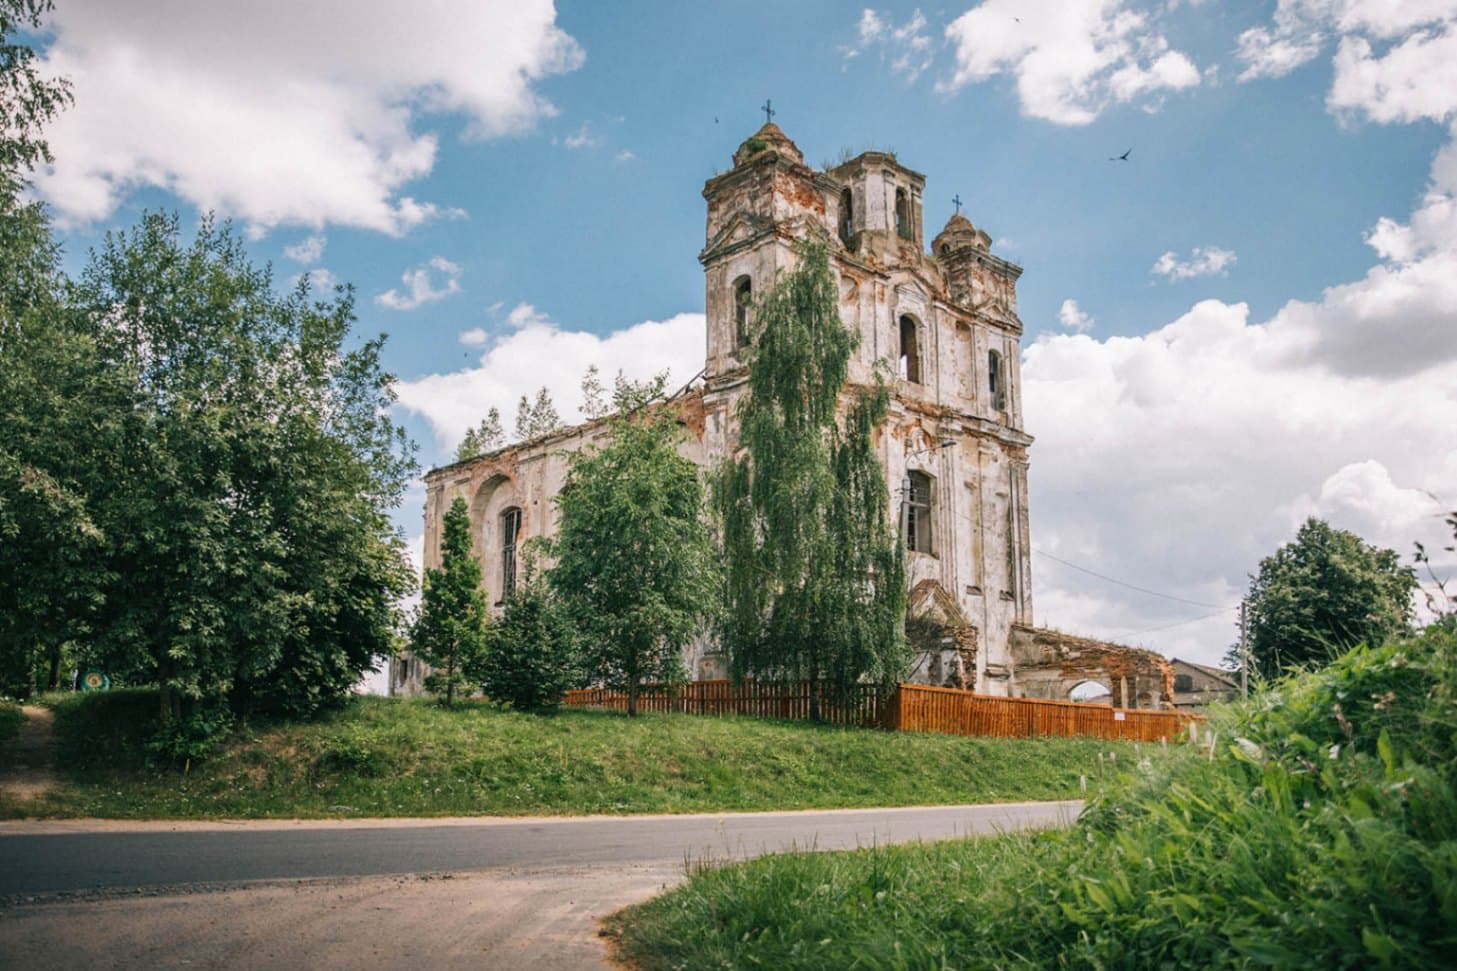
0,690,1151,819
0,699,24,743
608,627,1457,970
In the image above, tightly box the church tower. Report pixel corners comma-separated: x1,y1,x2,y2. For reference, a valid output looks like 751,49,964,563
700,122,1035,694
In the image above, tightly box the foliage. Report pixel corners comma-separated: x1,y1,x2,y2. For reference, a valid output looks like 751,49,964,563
611,627,1457,970
549,382,716,715
580,364,609,419
714,235,907,717
1413,506,1456,623
4,690,1149,819
1241,517,1417,679
0,0,93,699
0,0,71,188
455,407,503,461
410,497,487,706
514,385,561,441
478,564,580,711
0,699,23,741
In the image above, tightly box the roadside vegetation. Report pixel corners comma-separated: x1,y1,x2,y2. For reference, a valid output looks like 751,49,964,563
607,624,1457,970
0,690,1150,819
0,699,23,742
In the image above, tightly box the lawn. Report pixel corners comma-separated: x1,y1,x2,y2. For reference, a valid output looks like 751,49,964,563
0,689,1150,819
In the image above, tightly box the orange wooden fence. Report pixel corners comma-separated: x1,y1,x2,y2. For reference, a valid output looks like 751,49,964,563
564,680,884,727
564,680,1200,742
887,683,1197,743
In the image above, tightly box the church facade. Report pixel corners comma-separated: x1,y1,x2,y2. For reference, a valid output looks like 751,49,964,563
396,124,1174,708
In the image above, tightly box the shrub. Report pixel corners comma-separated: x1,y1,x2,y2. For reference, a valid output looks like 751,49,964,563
478,572,579,711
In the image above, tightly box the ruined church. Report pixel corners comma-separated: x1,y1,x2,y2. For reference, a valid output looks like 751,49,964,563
396,123,1174,708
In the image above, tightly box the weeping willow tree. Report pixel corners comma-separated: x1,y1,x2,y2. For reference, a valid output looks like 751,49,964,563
713,235,907,719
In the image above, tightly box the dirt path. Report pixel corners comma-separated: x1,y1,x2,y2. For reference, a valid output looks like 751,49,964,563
0,706,58,800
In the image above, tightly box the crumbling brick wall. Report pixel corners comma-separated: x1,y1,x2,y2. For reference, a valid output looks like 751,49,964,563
1009,625,1175,709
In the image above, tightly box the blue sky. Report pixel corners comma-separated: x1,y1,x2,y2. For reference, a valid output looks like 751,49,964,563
29,1,1457,665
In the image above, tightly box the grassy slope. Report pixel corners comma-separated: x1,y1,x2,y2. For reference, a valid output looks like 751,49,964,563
608,628,1457,970
0,690,1150,819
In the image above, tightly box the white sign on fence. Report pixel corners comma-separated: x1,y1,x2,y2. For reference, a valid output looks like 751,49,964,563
1113,711,1126,721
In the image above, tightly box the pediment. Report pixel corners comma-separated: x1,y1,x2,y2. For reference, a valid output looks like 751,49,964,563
701,211,772,260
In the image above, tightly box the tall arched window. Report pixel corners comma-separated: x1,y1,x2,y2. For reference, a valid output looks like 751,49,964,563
733,276,752,348
899,315,921,384
988,349,1005,412
905,471,933,554
838,188,854,246
500,506,522,598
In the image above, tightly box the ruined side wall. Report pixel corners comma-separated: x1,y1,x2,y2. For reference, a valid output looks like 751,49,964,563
1010,626,1176,710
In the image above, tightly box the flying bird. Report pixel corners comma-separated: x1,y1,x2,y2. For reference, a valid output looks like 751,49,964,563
1109,148,1132,161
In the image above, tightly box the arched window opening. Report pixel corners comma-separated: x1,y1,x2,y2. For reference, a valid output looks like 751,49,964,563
904,471,934,554
1069,680,1111,704
733,276,752,348
500,506,522,598
899,315,921,384
988,349,1006,412
895,188,911,239
838,188,854,246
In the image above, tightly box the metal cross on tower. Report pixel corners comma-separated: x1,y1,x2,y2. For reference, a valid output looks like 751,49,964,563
761,99,775,124
952,194,963,214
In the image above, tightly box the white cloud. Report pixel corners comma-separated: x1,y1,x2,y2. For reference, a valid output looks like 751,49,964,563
395,309,705,448
289,267,339,292
939,0,1200,125
1151,246,1237,280
283,234,326,264
1328,24,1457,123
615,149,637,162
562,121,600,150
844,8,935,82
376,257,463,311
458,327,490,347
32,0,584,234
1058,298,1094,332
1026,125,1457,664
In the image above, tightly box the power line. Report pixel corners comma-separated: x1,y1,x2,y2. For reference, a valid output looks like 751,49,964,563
1030,547,1233,609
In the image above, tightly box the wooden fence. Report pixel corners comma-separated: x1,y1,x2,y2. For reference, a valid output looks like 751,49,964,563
564,680,1200,743
887,683,1196,743
564,680,885,727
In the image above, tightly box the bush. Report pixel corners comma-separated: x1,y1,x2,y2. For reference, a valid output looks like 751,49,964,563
478,574,579,711
612,627,1457,969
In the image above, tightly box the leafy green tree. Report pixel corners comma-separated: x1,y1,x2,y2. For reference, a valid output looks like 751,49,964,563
515,386,561,441
411,497,487,706
1243,517,1418,679
70,214,417,723
456,407,504,461
714,235,907,718
549,383,715,716
0,0,93,697
478,558,579,710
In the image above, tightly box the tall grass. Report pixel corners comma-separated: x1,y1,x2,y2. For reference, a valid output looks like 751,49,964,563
609,627,1457,969
1,692,1150,819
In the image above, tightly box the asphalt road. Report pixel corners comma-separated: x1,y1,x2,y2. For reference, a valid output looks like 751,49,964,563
0,800,1081,897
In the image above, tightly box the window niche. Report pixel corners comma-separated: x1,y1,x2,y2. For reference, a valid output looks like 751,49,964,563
733,275,752,348
500,506,522,598
899,315,922,384
988,348,1006,412
838,188,855,247
904,471,934,555
895,187,912,240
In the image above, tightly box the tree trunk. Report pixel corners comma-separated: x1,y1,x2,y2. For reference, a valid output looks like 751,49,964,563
46,643,61,691
627,681,638,717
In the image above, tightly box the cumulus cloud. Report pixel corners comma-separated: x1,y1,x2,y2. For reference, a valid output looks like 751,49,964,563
1151,246,1237,280
32,0,584,234
283,234,326,264
458,327,489,347
395,309,705,449
561,121,600,150
939,0,1200,124
1026,126,1457,663
843,8,935,82
615,149,636,162
376,257,463,311
1058,298,1094,332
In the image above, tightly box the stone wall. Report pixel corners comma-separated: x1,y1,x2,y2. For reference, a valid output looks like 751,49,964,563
1010,625,1176,710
